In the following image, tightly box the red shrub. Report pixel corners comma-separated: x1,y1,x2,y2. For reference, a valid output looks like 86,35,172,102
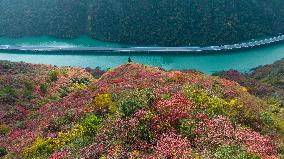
235,126,277,157
154,131,191,159
80,143,105,159
194,116,235,147
155,94,192,124
48,149,70,159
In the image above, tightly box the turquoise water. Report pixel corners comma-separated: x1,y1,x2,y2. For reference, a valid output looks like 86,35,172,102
0,36,284,74
0,36,127,47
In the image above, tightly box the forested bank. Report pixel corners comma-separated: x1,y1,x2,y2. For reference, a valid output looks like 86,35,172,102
0,0,284,46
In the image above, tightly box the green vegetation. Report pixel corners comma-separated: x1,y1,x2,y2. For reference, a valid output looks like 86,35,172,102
40,83,49,94
0,147,8,157
81,114,102,136
0,86,17,103
214,145,260,159
49,70,60,82
119,89,154,117
0,0,283,46
0,124,10,135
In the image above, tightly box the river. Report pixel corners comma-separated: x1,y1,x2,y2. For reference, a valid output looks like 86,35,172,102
0,36,284,74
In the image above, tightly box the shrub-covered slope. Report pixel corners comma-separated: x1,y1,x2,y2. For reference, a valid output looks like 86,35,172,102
0,61,283,158
0,0,284,46
214,59,284,107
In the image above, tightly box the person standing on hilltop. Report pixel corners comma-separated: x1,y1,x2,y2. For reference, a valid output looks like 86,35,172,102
128,57,132,63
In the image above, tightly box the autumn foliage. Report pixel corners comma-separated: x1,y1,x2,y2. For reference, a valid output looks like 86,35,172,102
0,61,283,158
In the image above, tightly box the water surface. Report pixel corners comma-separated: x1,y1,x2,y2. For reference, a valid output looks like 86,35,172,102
0,36,284,74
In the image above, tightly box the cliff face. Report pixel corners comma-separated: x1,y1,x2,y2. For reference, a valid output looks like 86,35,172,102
0,61,283,158
0,0,284,46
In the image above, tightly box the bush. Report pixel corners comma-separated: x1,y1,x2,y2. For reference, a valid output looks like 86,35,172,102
69,135,94,150
68,83,87,92
3,109,16,119
22,137,53,159
48,117,69,132
81,114,102,136
2,62,12,70
92,93,112,110
137,122,154,143
52,125,84,149
47,93,61,102
49,70,60,82
0,124,10,135
271,115,284,135
179,119,196,139
260,112,274,129
214,145,260,159
15,120,25,129
47,110,74,132
0,147,7,157
24,124,86,158
72,78,90,85
58,86,69,97
120,99,142,117
160,93,171,100
183,85,244,119
155,94,192,125
119,89,154,117
40,83,49,94
183,85,227,118
0,86,17,102
27,111,41,120
23,80,35,101
155,131,191,158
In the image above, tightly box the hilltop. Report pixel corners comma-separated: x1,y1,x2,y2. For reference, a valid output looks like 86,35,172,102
0,61,283,158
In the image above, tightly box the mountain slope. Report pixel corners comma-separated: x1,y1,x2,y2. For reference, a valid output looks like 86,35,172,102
214,59,284,108
0,61,283,158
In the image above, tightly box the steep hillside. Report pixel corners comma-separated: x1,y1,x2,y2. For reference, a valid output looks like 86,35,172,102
90,0,284,46
214,59,284,106
0,61,283,158
0,0,89,38
0,0,284,46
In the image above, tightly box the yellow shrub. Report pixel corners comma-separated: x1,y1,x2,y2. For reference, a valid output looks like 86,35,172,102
22,137,53,159
129,150,141,159
23,125,84,158
52,125,84,148
92,93,112,109
271,115,284,134
183,85,244,119
89,84,97,91
108,103,119,114
142,111,155,121
227,98,243,117
99,155,107,159
241,87,248,92
69,83,87,92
